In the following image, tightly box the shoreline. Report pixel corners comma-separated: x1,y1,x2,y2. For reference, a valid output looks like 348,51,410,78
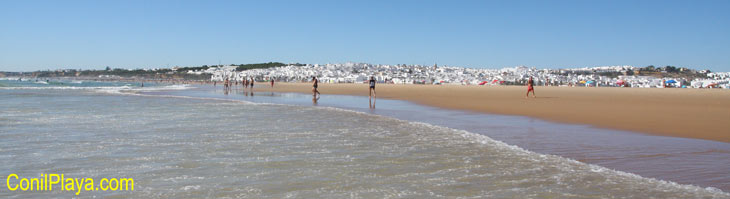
159,83,730,191
253,82,730,143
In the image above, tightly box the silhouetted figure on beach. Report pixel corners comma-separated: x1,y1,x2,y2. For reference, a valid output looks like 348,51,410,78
369,76,376,109
249,77,254,91
312,77,320,97
369,76,376,98
224,78,230,90
526,76,536,98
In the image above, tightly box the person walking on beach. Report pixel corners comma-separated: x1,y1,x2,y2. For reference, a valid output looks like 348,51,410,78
369,76,376,99
312,76,320,96
526,76,536,98
369,76,377,109
270,78,274,88
249,77,254,91
224,78,230,90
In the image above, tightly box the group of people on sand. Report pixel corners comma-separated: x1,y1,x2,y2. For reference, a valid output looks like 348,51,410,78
220,77,259,93
215,78,276,88
311,75,535,106
311,76,377,107
310,76,376,97
242,77,254,90
216,77,278,96
218,75,534,104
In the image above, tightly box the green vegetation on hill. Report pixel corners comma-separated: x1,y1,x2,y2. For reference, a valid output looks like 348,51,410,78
177,65,210,72
233,62,305,71
635,65,708,79
554,65,710,79
11,68,211,80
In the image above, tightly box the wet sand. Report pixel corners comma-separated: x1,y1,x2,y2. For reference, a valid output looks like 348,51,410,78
254,82,730,143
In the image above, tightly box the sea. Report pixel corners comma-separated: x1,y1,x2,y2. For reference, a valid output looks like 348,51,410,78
1,78,729,198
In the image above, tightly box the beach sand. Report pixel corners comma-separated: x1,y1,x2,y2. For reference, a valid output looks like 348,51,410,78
255,83,730,143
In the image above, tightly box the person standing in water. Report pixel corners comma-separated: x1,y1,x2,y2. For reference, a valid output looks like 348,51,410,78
249,77,254,91
526,76,536,98
312,76,320,96
368,76,377,109
368,76,376,98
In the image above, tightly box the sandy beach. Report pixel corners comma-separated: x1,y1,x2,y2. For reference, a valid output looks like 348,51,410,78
255,83,730,143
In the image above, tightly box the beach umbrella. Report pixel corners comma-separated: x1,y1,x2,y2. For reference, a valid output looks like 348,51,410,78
586,80,594,84
665,80,677,84
579,80,586,84
479,81,487,85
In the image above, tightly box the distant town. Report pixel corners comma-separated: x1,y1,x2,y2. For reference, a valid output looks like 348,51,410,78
2,62,729,89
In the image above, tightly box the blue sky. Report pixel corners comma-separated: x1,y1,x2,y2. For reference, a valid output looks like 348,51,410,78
1,0,729,72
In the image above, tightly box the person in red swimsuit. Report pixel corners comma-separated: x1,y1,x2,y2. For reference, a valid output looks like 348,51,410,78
526,76,536,98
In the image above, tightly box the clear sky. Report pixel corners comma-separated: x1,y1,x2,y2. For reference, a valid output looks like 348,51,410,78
1,0,729,72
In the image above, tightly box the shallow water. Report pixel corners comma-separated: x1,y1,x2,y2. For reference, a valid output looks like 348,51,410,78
162,85,730,192
0,81,728,198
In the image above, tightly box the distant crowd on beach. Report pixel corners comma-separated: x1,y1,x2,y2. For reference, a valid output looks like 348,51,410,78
211,75,381,107
211,75,542,105
13,74,544,103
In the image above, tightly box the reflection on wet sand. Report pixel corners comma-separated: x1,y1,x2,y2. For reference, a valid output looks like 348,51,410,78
369,97,376,109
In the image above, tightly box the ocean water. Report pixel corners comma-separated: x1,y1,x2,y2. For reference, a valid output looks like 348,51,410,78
166,85,730,192
1,80,729,198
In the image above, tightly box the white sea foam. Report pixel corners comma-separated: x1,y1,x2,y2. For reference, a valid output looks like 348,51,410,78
0,86,129,90
319,104,730,194
95,84,196,95
210,98,730,196
0,84,195,93
413,121,730,195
